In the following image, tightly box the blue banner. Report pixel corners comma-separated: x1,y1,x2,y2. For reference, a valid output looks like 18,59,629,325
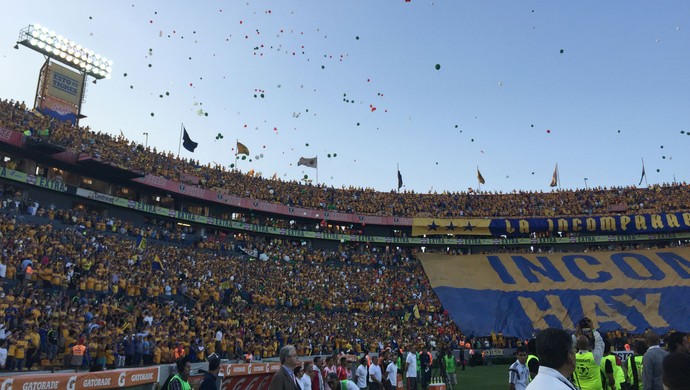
419,249,690,339
491,213,690,236
413,213,690,237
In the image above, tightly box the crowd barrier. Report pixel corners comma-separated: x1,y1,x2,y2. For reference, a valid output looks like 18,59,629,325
0,348,366,390
0,366,159,390
0,357,409,390
215,362,281,390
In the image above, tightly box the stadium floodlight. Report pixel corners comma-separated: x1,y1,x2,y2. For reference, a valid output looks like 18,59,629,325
16,23,112,80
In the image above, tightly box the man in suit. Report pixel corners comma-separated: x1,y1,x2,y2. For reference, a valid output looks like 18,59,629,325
525,328,578,390
662,352,690,390
642,332,668,390
269,345,301,390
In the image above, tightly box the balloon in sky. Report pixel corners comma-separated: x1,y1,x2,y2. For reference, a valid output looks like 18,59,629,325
435,64,441,70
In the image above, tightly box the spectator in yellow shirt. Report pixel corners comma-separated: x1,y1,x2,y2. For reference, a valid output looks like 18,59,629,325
14,333,28,371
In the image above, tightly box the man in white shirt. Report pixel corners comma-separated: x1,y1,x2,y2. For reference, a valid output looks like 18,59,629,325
0,341,7,369
368,357,383,390
385,353,398,390
526,328,578,390
404,345,418,390
301,362,314,390
214,327,223,357
509,347,530,390
354,356,368,389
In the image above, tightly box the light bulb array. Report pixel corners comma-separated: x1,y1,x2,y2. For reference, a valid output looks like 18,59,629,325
21,23,112,80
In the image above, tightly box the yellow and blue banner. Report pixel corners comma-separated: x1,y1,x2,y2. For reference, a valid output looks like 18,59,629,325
152,255,164,272
413,212,690,237
136,236,147,250
418,248,690,339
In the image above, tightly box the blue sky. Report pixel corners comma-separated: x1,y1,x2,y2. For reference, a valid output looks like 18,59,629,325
1,1,689,193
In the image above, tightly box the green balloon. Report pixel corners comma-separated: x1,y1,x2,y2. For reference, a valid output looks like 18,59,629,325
435,64,441,70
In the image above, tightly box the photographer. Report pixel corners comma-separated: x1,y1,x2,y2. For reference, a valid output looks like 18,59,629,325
571,318,605,390
572,318,604,364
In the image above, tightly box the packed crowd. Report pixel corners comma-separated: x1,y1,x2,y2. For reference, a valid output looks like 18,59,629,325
0,197,465,372
0,186,683,376
3,98,690,220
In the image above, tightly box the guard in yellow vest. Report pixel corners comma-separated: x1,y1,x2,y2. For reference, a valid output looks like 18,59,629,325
526,338,540,380
600,339,624,390
572,336,603,390
623,341,646,390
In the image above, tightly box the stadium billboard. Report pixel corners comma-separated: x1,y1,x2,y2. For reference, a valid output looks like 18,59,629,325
45,61,82,106
39,95,78,123
37,62,82,123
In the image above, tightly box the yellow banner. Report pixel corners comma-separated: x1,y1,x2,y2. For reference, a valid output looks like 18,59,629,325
418,248,690,291
46,62,82,106
412,218,491,236
418,248,690,338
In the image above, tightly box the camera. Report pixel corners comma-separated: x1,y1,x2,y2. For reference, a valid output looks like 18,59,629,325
577,317,595,348
578,317,593,330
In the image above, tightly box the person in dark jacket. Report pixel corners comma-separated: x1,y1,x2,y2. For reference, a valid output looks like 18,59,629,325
199,353,221,390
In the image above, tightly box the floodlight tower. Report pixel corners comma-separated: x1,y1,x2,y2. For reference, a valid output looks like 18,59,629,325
15,24,112,126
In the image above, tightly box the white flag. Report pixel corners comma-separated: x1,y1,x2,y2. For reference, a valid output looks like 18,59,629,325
298,157,318,168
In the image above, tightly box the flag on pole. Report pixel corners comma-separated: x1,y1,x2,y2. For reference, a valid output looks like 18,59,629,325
182,127,198,152
397,170,404,189
136,236,147,250
298,157,318,168
638,163,646,186
152,255,164,272
550,164,559,187
236,142,250,155
477,168,485,184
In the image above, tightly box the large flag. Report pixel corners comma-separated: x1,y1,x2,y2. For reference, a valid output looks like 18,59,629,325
550,164,559,187
298,157,318,168
236,142,250,155
182,127,198,152
397,170,403,189
638,163,646,186
152,255,164,272
477,168,485,184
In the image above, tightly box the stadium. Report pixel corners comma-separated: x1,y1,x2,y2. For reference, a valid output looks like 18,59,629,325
1,96,690,388
2,3,690,390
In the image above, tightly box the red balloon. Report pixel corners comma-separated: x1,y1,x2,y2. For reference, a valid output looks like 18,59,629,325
546,129,551,133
